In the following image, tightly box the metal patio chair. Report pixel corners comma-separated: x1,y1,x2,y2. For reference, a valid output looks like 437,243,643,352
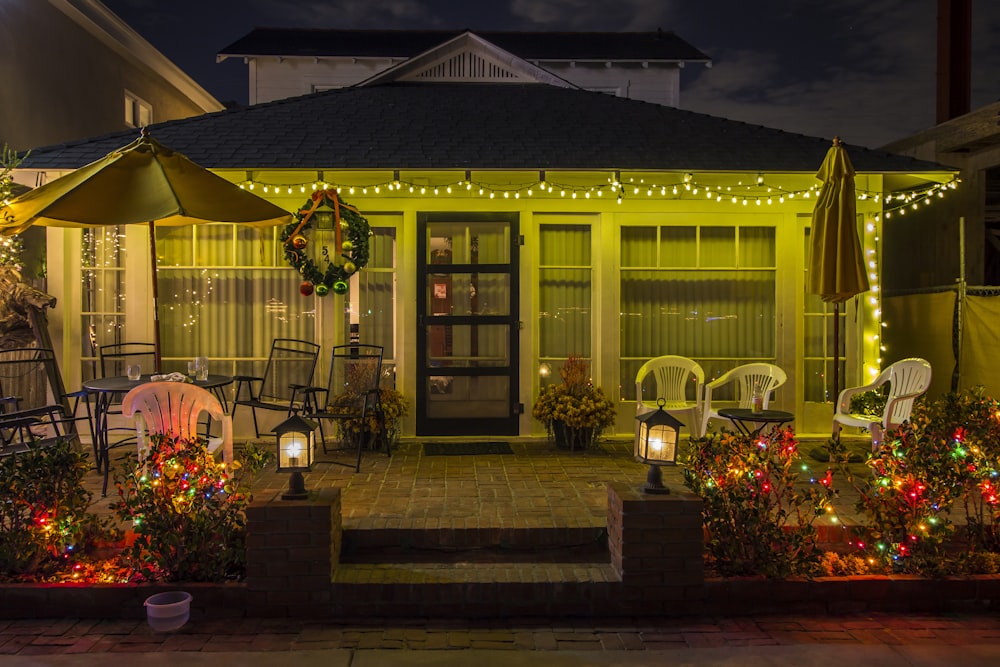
232,338,320,437
302,344,385,472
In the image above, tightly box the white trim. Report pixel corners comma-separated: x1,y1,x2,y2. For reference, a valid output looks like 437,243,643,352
48,0,224,113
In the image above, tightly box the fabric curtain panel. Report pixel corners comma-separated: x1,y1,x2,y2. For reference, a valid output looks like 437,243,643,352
539,223,592,383
344,227,397,379
80,227,127,382
620,225,776,401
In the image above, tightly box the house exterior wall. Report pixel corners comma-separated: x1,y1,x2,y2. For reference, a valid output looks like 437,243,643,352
248,56,681,107
36,168,891,440
0,0,222,151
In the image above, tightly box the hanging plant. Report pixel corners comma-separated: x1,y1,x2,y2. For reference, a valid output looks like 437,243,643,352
280,189,370,296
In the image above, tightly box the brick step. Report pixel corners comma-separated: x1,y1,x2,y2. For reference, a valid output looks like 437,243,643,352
340,526,610,563
329,563,624,617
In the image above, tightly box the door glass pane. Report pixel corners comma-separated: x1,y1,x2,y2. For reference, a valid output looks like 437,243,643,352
427,222,509,264
426,324,509,368
426,375,510,418
426,273,509,316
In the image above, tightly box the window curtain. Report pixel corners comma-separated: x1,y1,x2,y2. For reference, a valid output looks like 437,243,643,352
539,223,591,385
620,225,776,400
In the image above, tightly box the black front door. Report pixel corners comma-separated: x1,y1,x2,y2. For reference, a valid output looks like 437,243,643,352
416,213,520,436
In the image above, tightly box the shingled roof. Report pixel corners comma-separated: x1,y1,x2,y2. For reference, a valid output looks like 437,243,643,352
218,28,711,64
18,82,946,174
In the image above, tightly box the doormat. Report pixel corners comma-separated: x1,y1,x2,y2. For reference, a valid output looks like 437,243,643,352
423,441,513,456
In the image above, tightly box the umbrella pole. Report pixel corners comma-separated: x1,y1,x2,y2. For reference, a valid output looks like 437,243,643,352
148,220,161,372
832,302,840,403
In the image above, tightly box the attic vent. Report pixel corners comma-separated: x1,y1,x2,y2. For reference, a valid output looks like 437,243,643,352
413,52,522,82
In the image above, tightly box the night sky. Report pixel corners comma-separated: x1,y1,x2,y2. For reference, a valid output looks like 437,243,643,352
100,0,1000,149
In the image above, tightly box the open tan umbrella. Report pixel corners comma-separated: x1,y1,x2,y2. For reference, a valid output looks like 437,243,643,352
0,129,292,370
808,137,870,400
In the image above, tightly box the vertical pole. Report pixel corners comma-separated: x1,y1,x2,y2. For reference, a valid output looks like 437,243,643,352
956,216,965,391
148,220,161,372
832,302,840,402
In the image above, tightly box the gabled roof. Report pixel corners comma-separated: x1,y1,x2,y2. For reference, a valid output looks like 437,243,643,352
218,28,711,65
359,32,576,88
17,82,946,174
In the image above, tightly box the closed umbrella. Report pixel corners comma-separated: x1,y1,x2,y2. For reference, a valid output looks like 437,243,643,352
808,137,870,401
0,129,292,370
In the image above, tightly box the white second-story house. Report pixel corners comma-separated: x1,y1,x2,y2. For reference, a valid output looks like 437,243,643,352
217,28,711,107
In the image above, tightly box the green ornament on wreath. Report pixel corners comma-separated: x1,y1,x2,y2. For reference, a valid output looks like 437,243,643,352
281,189,371,295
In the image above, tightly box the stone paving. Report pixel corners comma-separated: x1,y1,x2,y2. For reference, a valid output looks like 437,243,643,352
84,434,871,529
4,612,1000,655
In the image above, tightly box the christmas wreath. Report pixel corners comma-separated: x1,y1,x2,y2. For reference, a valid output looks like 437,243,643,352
281,189,371,296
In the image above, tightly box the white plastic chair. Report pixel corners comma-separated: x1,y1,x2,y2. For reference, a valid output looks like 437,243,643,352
832,358,932,450
635,355,705,439
702,363,787,436
121,382,233,464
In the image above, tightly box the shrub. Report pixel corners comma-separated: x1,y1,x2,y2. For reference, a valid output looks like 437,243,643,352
0,438,115,579
683,428,837,578
909,386,1000,551
112,433,266,582
532,357,616,448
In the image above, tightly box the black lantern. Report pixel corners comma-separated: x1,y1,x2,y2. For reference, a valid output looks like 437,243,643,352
273,415,317,500
635,398,683,494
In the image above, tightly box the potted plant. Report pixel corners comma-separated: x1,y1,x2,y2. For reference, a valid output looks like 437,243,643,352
330,387,409,450
532,356,616,450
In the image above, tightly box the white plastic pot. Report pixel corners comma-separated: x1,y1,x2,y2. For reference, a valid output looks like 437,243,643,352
144,591,192,631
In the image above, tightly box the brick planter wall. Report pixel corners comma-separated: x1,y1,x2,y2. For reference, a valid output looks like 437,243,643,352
244,487,341,618
606,482,704,613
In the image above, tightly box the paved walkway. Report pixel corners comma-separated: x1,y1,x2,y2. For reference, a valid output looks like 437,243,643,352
2,613,1000,663
85,435,871,528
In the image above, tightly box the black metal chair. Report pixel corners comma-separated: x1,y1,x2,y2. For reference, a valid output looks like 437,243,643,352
98,342,157,379
0,347,83,455
96,342,158,452
302,344,386,472
233,338,321,438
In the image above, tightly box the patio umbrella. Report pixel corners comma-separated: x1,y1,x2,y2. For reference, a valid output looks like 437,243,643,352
808,137,870,401
0,129,292,370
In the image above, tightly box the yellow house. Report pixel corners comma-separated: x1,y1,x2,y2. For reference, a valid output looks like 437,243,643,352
10,32,957,441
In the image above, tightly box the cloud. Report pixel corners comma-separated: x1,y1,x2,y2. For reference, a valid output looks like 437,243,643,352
510,0,672,31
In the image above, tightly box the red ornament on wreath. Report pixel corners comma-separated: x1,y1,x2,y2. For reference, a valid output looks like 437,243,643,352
280,189,371,297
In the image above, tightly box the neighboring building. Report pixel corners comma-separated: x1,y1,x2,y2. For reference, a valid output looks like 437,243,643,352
880,101,1000,400
217,28,711,107
1,0,223,152
10,30,957,441
1,0,224,331
869,0,999,401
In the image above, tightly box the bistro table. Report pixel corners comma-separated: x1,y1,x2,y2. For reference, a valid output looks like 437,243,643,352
717,407,794,438
82,373,233,495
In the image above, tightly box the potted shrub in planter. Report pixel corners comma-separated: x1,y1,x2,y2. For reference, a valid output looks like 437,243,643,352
329,387,409,451
532,356,616,450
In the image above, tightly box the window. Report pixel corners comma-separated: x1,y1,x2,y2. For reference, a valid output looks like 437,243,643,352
80,227,127,382
124,91,152,128
344,225,397,384
620,224,776,400
538,219,592,386
803,228,843,402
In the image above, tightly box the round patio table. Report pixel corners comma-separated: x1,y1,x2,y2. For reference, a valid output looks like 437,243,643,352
717,407,794,438
83,374,232,495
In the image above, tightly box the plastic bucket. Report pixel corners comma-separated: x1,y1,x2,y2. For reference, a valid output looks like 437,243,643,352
144,591,192,631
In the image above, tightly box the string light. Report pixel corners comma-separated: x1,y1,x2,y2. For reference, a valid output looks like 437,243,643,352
233,171,960,207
